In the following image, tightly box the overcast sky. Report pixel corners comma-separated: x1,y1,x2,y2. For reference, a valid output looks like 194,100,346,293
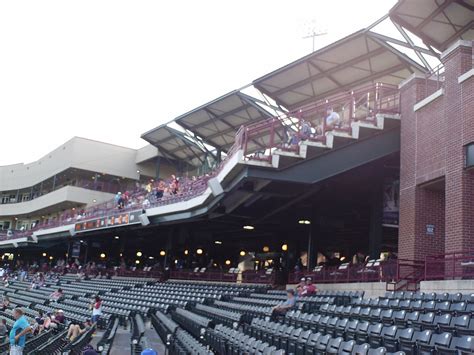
0,0,396,165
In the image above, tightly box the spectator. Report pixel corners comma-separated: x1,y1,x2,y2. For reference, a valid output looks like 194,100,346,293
2,296,10,311
296,277,306,296
90,296,102,324
325,107,341,130
34,310,51,334
156,181,165,199
66,320,91,342
49,288,64,302
301,277,317,296
9,308,32,355
299,119,312,140
286,132,299,147
271,289,296,317
51,310,65,326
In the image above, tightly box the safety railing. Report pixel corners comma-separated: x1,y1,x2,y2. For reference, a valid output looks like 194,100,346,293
424,250,474,281
170,269,239,283
288,259,402,284
237,82,400,160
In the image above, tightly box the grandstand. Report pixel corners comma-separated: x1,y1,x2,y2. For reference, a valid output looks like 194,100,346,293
0,0,473,353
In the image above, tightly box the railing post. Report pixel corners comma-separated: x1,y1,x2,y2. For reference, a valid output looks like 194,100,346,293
452,254,455,280
269,119,275,150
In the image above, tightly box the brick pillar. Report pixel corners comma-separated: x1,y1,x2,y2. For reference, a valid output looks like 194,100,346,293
398,77,443,261
443,41,474,254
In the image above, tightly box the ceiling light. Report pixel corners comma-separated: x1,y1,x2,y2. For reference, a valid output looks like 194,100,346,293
136,251,142,257
214,241,222,245
225,260,231,265
196,248,203,255
262,246,270,252
240,250,246,257
243,225,254,230
298,219,311,225
281,244,288,251
160,250,166,256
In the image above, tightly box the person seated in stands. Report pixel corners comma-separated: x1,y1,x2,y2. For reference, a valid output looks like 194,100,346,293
49,288,64,302
296,277,306,296
271,289,296,317
299,119,312,141
9,308,32,355
2,296,10,311
286,132,299,147
301,277,317,296
51,310,65,327
34,310,51,334
325,107,341,130
66,320,92,342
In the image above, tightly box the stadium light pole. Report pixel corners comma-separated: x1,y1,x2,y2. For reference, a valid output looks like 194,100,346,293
301,19,327,52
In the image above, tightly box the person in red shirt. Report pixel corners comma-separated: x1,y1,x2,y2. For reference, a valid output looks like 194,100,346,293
296,277,306,297
301,277,317,296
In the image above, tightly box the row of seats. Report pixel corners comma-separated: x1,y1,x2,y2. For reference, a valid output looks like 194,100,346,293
352,298,474,314
245,318,399,355
97,316,120,354
171,308,214,339
383,291,474,302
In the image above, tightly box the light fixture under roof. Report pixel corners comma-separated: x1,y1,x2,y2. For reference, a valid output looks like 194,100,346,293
298,219,311,225
214,241,222,245
243,225,254,230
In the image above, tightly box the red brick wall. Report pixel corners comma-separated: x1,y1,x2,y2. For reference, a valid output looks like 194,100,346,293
399,41,473,260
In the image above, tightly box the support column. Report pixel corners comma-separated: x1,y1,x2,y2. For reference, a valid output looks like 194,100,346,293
443,41,474,253
155,157,161,179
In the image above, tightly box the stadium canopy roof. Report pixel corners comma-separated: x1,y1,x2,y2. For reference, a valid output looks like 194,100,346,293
252,29,430,111
174,91,276,152
389,0,474,52
141,125,208,167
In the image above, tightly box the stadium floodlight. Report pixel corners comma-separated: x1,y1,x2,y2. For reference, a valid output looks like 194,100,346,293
135,260,140,264
281,244,288,251
184,249,189,255
214,240,222,245
100,253,106,259
301,18,328,52
243,225,254,230
136,251,142,257
160,250,166,256
196,248,203,255
262,246,270,252
42,252,47,257
298,219,311,225
114,236,119,239
240,250,246,257
225,260,231,265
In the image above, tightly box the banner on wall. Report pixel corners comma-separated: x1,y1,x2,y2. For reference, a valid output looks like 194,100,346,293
71,242,81,258
382,178,399,227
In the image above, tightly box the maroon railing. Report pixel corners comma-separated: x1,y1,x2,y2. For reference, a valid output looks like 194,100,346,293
425,250,474,281
238,82,400,160
288,260,401,284
170,269,238,283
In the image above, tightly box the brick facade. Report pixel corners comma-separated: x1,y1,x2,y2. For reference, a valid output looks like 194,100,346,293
399,41,473,260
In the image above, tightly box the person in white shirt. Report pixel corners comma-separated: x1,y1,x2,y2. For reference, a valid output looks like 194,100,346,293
325,107,341,130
